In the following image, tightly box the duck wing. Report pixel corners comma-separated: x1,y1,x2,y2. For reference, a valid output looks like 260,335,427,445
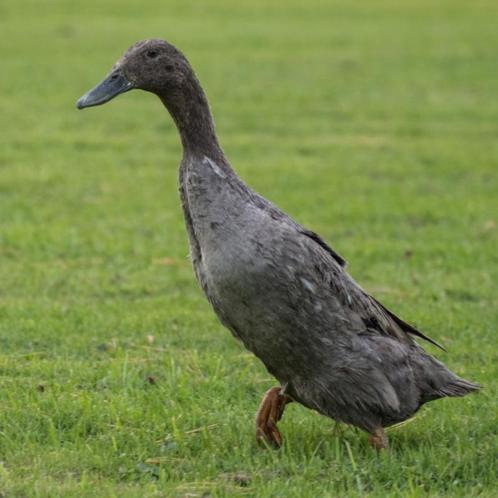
301,228,446,351
248,189,445,351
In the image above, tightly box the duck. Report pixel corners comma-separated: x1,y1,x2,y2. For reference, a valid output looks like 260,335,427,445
77,39,479,450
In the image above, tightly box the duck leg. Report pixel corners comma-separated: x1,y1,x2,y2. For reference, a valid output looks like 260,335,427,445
368,427,389,450
255,386,292,448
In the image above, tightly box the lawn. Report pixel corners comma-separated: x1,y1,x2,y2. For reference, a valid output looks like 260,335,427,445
0,0,497,496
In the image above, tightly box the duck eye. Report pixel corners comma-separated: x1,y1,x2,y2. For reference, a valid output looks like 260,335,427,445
146,50,158,59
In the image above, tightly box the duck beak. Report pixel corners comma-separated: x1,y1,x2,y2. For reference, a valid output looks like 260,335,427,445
77,69,134,109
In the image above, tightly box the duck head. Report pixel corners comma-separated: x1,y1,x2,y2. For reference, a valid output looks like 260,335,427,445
76,39,191,109
77,39,222,156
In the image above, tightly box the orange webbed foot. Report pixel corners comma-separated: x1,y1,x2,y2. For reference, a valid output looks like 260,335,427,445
255,386,292,449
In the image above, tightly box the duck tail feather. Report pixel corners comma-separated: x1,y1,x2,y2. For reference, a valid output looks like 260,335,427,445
435,377,481,398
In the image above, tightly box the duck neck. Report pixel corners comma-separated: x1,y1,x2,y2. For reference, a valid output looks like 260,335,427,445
159,74,225,162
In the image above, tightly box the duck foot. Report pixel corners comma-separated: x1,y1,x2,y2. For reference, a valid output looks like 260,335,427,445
368,427,389,451
255,386,292,449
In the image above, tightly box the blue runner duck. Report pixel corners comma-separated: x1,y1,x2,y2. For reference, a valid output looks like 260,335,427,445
77,39,479,449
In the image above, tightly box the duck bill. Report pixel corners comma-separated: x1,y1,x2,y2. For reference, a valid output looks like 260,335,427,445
77,70,134,109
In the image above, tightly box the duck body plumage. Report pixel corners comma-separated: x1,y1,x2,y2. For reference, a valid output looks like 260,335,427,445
180,149,476,432
77,38,479,443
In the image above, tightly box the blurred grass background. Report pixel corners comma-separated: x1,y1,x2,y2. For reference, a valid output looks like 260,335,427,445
0,0,497,496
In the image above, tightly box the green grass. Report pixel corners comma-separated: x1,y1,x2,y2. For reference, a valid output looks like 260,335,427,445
1,0,497,496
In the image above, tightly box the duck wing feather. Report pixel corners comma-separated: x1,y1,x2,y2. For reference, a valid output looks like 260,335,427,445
301,224,446,351
249,189,445,351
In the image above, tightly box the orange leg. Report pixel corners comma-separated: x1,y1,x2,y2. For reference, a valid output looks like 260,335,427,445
255,386,292,448
368,427,389,451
